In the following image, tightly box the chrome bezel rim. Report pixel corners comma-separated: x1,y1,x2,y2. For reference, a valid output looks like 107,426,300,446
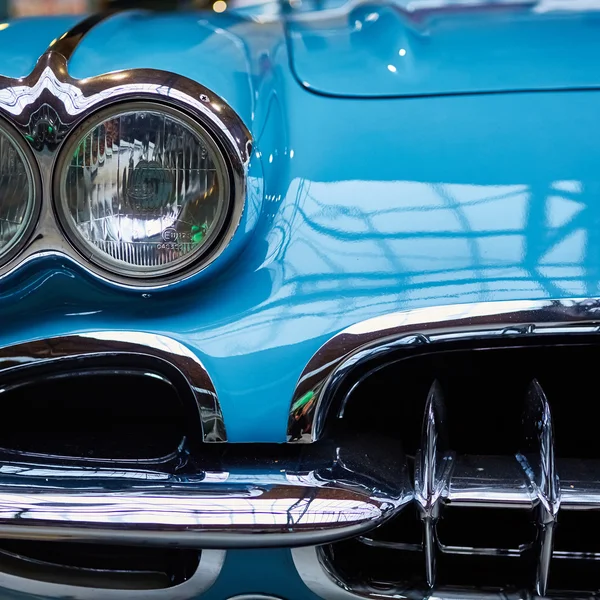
0,118,41,268
54,101,233,280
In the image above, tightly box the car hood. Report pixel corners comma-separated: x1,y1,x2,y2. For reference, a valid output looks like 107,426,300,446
287,0,600,97
0,9,598,444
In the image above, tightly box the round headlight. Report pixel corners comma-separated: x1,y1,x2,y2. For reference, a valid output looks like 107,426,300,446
55,102,231,279
0,123,38,264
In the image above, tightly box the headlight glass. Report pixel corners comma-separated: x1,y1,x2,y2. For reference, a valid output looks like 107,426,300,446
0,126,36,262
56,103,230,278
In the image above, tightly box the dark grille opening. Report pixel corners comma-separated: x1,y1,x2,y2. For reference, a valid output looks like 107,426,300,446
435,507,536,589
554,511,600,554
0,540,199,590
323,539,423,591
360,506,538,590
366,504,422,545
436,507,536,551
334,341,600,458
321,338,600,597
0,367,194,461
550,511,600,591
548,558,600,594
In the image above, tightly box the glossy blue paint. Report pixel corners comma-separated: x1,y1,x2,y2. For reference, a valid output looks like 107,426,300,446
0,15,82,79
68,10,257,128
288,2,600,97
0,7,599,448
201,550,320,599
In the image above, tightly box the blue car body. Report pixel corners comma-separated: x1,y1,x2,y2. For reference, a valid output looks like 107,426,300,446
0,1,599,598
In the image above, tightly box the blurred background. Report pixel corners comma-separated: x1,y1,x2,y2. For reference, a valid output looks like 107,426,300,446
0,0,218,18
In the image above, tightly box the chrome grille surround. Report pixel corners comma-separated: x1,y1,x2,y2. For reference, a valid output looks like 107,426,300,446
0,330,227,443
288,297,600,443
288,297,600,597
0,14,252,289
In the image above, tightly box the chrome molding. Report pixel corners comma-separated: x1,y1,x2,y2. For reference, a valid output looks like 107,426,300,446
288,297,600,442
0,549,225,600
0,331,226,442
0,15,252,289
0,436,409,548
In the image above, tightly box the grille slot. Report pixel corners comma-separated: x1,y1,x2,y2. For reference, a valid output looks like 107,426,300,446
0,540,200,590
321,341,600,597
0,363,200,462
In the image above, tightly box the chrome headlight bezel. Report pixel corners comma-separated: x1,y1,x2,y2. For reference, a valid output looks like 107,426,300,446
53,101,235,281
0,38,253,291
0,118,41,268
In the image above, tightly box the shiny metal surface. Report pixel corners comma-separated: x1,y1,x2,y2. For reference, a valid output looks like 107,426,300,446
559,459,600,509
517,379,560,596
415,454,600,511
414,381,453,587
0,18,252,289
0,331,226,443
446,455,532,507
0,549,225,600
0,437,409,548
288,297,600,442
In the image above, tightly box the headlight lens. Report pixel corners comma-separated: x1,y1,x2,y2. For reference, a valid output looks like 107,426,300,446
0,125,37,262
56,103,230,279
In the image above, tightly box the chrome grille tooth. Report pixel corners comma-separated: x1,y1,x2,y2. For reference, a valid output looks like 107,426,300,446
516,379,560,597
414,380,454,588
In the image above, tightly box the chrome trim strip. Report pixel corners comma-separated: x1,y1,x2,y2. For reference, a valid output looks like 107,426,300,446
0,13,252,289
0,331,226,442
0,437,410,548
446,455,532,507
0,549,225,599
288,298,600,442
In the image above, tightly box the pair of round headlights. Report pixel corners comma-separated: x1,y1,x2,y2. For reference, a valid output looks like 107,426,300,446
0,102,231,281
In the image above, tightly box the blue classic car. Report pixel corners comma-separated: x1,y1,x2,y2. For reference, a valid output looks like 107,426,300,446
0,0,598,597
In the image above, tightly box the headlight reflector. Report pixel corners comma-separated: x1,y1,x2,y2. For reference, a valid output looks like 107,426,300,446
56,103,230,279
0,125,37,263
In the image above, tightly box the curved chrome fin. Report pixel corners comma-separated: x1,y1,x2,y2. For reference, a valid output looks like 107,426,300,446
517,379,560,597
415,380,453,588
